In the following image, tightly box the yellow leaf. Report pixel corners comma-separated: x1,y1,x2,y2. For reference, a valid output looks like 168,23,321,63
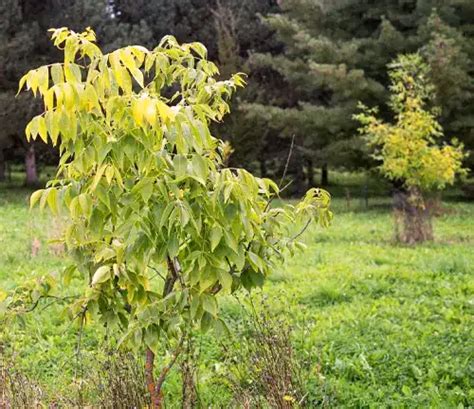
37,66,49,95
44,88,55,111
143,98,157,125
105,166,114,185
156,100,175,123
132,98,144,126
30,189,45,209
91,163,108,190
38,116,48,143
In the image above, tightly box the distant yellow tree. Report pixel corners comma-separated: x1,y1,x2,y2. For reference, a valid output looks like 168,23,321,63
355,53,466,243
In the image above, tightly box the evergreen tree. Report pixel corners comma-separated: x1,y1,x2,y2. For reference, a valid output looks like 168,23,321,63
243,0,474,189
0,0,112,184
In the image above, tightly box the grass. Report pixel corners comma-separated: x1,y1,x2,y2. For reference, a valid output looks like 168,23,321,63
0,174,473,407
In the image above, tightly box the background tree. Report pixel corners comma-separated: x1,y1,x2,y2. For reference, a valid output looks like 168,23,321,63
0,0,113,184
20,28,331,406
243,0,385,190
1,0,473,188
242,0,474,191
355,54,466,243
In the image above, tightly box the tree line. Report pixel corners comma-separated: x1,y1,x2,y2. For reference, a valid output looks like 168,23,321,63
1,0,473,188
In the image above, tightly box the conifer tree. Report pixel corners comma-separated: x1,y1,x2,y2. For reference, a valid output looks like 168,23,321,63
244,0,474,187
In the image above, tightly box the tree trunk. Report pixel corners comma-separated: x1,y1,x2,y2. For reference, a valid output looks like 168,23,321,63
306,158,314,189
259,157,267,178
25,144,39,186
181,346,198,409
145,258,180,408
321,163,329,186
393,186,433,244
293,161,305,195
146,348,164,408
0,150,5,182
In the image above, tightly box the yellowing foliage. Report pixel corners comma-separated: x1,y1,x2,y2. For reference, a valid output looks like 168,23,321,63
355,53,466,191
17,27,332,359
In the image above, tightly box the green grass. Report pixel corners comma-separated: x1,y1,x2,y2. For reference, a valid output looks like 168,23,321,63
0,177,473,407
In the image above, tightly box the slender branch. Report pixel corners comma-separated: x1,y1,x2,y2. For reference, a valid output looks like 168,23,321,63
149,266,166,282
23,294,78,313
145,255,182,408
264,134,296,213
209,283,222,295
155,336,185,393
74,307,87,407
279,134,296,188
290,218,312,241
145,348,160,408
279,179,293,195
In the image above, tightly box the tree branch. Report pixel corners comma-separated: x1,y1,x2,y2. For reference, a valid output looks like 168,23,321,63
155,336,185,394
279,134,296,188
290,218,312,241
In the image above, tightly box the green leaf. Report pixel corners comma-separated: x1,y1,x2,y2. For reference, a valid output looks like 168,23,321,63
218,270,233,292
167,235,179,257
62,265,76,286
191,155,208,184
144,327,160,353
201,311,213,332
92,265,111,286
133,177,154,202
173,154,187,179
202,294,217,317
30,189,45,209
46,188,59,214
248,252,264,272
210,225,223,251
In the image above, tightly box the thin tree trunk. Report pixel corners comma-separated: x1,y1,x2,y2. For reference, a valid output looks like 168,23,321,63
146,348,163,408
25,144,38,186
306,158,314,189
321,163,329,186
145,258,180,408
260,157,267,178
181,339,198,409
293,161,305,195
0,150,5,182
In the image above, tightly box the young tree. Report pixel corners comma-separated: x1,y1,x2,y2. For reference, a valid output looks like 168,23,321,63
19,28,331,406
355,54,466,244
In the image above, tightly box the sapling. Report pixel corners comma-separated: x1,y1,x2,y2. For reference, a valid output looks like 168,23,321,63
19,27,332,406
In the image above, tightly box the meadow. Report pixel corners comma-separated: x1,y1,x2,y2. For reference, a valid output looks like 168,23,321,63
0,172,473,407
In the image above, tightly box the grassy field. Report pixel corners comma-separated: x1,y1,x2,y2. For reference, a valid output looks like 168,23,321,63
0,174,473,407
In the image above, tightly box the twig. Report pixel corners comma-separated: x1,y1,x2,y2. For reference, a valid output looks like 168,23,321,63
279,134,296,188
155,336,185,393
24,294,78,313
74,308,87,407
279,179,293,194
290,218,312,241
264,134,296,213
148,266,166,282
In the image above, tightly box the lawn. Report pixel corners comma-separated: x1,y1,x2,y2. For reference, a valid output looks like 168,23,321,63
0,175,473,407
